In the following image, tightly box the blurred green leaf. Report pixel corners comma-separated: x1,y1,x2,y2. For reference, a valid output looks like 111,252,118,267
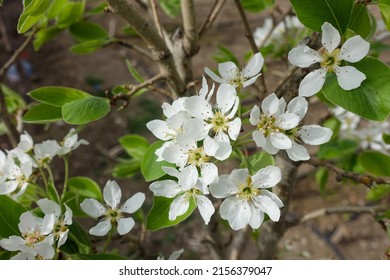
119,134,149,160
383,133,390,145
315,167,329,193
213,44,240,66
57,1,85,28
68,176,103,201
69,38,112,54
67,221,91,254
69,21,108,42
112,160,140,178
1,84,26,113
380,0,390,31
241,151,275,175
126,59,144,83
241,0,274,12
366,184,390,202
160,0,181,18
62,96,110,125
47,0,68,19
141,141,175,182
318,139,358,160
0,196,27,238
23,103,63,124
358,151,390,177
33,25,63,51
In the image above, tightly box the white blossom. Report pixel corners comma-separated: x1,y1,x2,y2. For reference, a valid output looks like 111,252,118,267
34,140,61,163
204,52,264,88
0,157,32,196
150,166,215,224
288,22,370,97
0,211,55,260
353,121,390,151
209,167,283,230
81,180,145,236
57,128,89,156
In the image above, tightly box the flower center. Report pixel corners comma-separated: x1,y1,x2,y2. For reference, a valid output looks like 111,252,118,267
23,230,45,247
320,48,341,71
237,176,261,200
53,221,67,235
106,209,123,223
187,147,210,167
256,114,280,136
210,111,228,134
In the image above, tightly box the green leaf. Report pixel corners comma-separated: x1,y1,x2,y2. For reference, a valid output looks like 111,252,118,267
68,176,102,201
147,196,196,230
24,0,52,16
17,0,52,33
348,3,375,39
383,133,390,145
69,21,108,42
322,117,341,140
358,151,390,177
241,0,274,12
67,221,91,254
28,86,90,107
47,0,68,19
33,25,63,51
242,152,275,175
141,141,175,182
366,184,390,202
380,0,390,31
160,0,181,18
0,196,27,238
86,2,108,16
119,134,149,160
57,1,85,28
17,11,43,34
112,160,140,178
62,96,110,125
213,44,240,66
23,103,63,124
1,84,26,113
290,0,353,33
322,57,390,121
315,167,329,193
318,139,358,160
75,254,127,260
69,38,111,54
126,59,144,83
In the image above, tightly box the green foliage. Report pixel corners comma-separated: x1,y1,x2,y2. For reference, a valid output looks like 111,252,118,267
160,0,181,18
47,182,60,204
67,221,92,254
1,84,26,113
315,167,329,193
69,38,112,54
126,59,144,83
112,160,140,178
379,0,390,31
348,4,376,39
241,0,274,12
241,151,275,174
33,25,63,51
22,103,62,124
62,96,110,125
318,139,358,160
383,133,390,145
213,44,240,66
18,0,52,33
322,117,341,140
147,196,196,230
28,86,90,106
57,0,85,28
119,134,149,161
47,0,67,19
358,151,390,177
141,141,175,182
69,21,108,42
322,57,390,121
366,184,390,202
0,196,26,238
290,0,353,34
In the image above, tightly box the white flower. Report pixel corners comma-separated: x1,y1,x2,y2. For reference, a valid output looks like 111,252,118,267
0,157,32,196
209,167,283,230
0,211,55,260
332,106,361,133
150,166,215,224
184,83,241,143
288,22,370,97
80,180,145,236
34,140,61,163
250,93,332,161
37,199,73,248
17,131,34,153
353,121,390,151
204,52,264,88
57,128,89,156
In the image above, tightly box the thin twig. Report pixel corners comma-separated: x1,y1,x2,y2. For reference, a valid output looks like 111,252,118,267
308,157,390,188
198,0,227,38
149,0,164,39
115,39,154,60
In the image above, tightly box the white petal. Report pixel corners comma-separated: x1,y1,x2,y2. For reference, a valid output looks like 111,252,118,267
216,84,237,114
179,165,198,190
214,141,232,161
162,144,188,168
277,97,287,117
209,175,237,198
34,242,55,259
287,96,308,121
12,252,36,260
275,113,300,130
334,65,366,90
18,212,37,234
183,118,209,141
63,205,73,225
200,163,218,185
242,74,261,88
227,118,241,140
103,180,122,209
166,112,189,131
149,180,182,198
321,22,340,53
168,249,184,260
254,196,281,222
57,230,69,247
41,214,55,235
37,199,61,218
218,61,239,81
0,236,25,251
80,199,106,218
288,45,322,67
249,105,260,125
339,35,370,63
89,219,112,236
263,137,280,155
298,68,327,97
243,52,264,78
162,166,180,179
117,217,135,235
196,195,215,225
286,142,310,161
120,192,145,214
221,197,251,231
252,166,281,188
299,125,333,145
184,96,213,119
169,194,190,221
270,133,292,149
204,67,226,84
146,120,172,141
252,130,266,148
261,93,279,117
229,168,249,187
262,189,284,208
248,203,264,229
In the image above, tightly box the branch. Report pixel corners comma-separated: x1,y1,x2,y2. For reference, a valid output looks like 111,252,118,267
115,39,154,60
106,0,185,98
181,0,198,56
307,157,390,188
149,0,164,38
227,226,249,260
198,0,227,38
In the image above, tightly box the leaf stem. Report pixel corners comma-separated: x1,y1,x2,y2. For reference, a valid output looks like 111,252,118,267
61,156,69,203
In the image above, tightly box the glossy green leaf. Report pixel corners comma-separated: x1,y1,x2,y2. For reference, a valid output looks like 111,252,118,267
112,160,140,178
0,196,27,238
57,1,85,28
241,151,275,175
24,0,51,16
119,134,149,160
241,0,274,12
68,176,102,201
141,141,175,182
17,11,43,34
380,0,390,31
28,86,90,107
160,0,181,18
322,57,390,121
69,21,108,42
348,3,375,39
69,38,111,54
147,196,196,230
23,103,63,124
359,151,390,177
290,0,353,33
62,96,110,125
33,25,63,51
366,184,390,202
126,59,144,83
47,0,68,19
